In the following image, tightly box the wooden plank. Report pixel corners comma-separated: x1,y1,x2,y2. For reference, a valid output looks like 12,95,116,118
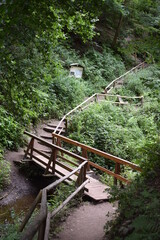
85,176,110,200
43,127,65,133
45,161,88,191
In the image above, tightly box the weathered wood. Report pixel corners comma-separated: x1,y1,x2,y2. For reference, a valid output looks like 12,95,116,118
45,161,88,191
88,161,130,184
19,190,42,232
24,131,88,164
44,148,57,175
82,148,90,171
44,212,51,240
38,189,47,240
52,133,141,172
23,137,34,160
114,163,121,185
51,179,89,218
32,148,50,160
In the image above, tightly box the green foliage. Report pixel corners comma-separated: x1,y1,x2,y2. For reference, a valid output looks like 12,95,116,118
0,152,11,191
105,143,160,239
68,101,157,167
50,74,87,114
48,182,76,211
0,107,22,150
82,47,125,93
0,209,22,240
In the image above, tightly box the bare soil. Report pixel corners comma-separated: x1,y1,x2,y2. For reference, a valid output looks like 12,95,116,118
0,120,117,239
53,201,117,240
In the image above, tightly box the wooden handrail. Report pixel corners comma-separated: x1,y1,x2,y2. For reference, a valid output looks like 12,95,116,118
24,131,89,163
52,133,141,172
105,62,145,93
54,62,145,135
20,157,89,239
53,93,98,134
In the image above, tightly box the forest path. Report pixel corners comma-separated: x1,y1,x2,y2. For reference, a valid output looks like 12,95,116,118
53,201,117,240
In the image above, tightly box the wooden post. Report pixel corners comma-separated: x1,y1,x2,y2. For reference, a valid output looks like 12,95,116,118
44,147,57,175
64,118,67,134
38,189,47,240
114,163,121,185
141,96,144,106
23,137,34,160
82,148,90,171
44,212,51,240
19,190,42,232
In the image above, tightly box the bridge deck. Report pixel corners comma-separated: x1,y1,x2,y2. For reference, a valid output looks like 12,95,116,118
31,155,110,201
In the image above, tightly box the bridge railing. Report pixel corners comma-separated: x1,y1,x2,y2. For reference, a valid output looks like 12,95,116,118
54,62,145,135
19,162,89,240
20,132,89,240
104,62,145,93
52,133,142,185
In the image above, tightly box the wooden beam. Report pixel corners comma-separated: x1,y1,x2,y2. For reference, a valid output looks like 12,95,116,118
19,190,42,232
51,179,89,218
45,161,88,191
52,133,141,172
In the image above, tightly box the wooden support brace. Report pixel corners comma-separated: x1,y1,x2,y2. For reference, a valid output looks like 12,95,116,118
44,148,57,175
23,137,34,160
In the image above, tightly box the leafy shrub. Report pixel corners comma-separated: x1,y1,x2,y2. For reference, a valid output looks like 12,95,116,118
49,73,88,114
105,140,160,240
0,152,11,190
81,47,126,94
0,107,22,150
68,101,158,167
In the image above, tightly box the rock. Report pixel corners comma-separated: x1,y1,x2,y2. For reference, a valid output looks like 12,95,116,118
119,225,134,237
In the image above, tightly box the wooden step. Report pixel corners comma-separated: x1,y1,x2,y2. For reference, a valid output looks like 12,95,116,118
43,126,65,133
40,135,53,140
47,124,65,129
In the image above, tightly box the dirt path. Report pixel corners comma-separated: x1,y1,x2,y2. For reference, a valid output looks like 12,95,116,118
53,201,117,240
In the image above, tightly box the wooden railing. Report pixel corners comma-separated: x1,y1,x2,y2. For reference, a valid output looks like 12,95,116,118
52,133,142,185
54,62,145,135
53,93,98,135
94,93,144,106
19,163,89,240
105,62,145,93
20,131,89,240
24,131,89,177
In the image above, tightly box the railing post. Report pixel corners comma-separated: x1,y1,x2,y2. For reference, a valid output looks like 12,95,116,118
44,147,57,175
64,118,67,134
23,137,34,160
76,162,87,192
38,189,47,240
82,148,90,171
141,96,144,106
114,163,121,185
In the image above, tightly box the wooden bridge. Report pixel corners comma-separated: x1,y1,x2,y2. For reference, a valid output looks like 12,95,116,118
19,62,145,240
20,131,141,240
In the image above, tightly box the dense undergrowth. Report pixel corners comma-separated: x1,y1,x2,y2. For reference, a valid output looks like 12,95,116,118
0,40,125,189
105,140,160,240
68,65,160,180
